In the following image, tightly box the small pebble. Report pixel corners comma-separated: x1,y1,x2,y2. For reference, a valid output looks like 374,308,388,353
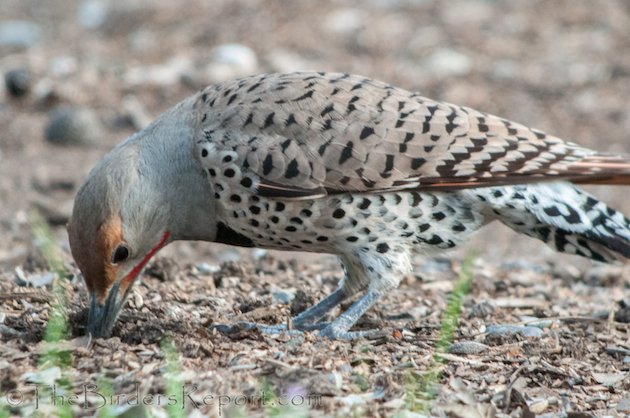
122,95,152,130
519,316,555,329
592,372,626,387
4,68,31,97
528,398,549,414
251,248,268,260
328,371,343,389
32,78,59,108
212,44,258,72
129,291,144,310
220,276,240,288
32,196,73,226
617,397,630,413
272,290,295,304
22,366,61,386
44,107,103,147
423,48,472,78
195,262,220,274
77,0,108,29
193,44,259,84
469,300,495,318
14,271,55,287
125,57,191,87
0,20,42,48
50,56,78,77
325,9,367,36
216,249,241,263
448,341,488,354
266,49,314,73
485,324,544,338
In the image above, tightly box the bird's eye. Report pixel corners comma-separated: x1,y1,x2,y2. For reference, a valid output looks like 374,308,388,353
111,244,130,264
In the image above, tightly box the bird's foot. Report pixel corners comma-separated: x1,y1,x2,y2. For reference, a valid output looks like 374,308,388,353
318,324,391,340
208,321,327,336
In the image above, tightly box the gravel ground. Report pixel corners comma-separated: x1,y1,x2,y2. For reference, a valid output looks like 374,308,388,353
1,1,630,417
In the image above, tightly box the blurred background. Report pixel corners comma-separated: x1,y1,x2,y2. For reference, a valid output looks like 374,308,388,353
1,0,630,271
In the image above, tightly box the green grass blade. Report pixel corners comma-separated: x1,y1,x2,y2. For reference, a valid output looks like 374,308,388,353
403,252,476,412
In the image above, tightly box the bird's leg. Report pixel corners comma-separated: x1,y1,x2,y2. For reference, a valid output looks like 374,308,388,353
319,288,389,340
208,287,348,335
292,287,347,328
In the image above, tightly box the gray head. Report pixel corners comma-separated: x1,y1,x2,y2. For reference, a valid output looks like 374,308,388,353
67,97,217,337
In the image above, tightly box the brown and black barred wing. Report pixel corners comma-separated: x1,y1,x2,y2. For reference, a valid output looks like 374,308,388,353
194,71,630,198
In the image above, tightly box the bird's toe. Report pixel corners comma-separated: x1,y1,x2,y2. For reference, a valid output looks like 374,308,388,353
319,324,390,340
209,321,308,336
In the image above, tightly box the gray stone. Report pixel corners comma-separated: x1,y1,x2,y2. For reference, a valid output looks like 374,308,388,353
449,341,488,354
325,9,367,35
251,248,267,260
196,44,259,83
617,397,630,412
0,21,42,48
469,300,495,318
272,290,295,304
486,324,544,338
424,48,472,77
44,107,103,147
266,49,314,73
4,68,31,97
77,0,108,29
50,56,78,77
195,262,220,274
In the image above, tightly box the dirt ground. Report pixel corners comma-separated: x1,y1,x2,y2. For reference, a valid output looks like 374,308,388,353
1,0,630,417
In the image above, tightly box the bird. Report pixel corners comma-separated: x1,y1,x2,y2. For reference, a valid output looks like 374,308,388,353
67,71,630,339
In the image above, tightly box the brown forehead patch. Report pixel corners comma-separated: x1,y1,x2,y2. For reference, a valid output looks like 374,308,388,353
68,215,123,304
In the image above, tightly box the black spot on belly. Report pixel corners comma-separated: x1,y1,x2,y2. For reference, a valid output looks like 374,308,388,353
376,243,390,253
333,209,346,219
432,212,446,221
426,235,443,245
240,177,253,188
215,222,254,247
358,198,371,210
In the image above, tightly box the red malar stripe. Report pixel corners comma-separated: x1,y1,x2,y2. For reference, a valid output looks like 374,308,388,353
122,231,170,286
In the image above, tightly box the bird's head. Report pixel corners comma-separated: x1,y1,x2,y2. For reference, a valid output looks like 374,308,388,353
67,142,173,338
67,97,217,338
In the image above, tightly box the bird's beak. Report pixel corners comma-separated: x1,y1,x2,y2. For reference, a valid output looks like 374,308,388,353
87,281,128,338
87,231,171,338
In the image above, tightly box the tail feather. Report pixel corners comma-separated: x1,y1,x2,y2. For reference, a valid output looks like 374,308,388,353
570,155,630,186
467,182,630,263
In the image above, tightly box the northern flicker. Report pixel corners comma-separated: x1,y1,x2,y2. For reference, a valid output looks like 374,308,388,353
67,72,630,339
